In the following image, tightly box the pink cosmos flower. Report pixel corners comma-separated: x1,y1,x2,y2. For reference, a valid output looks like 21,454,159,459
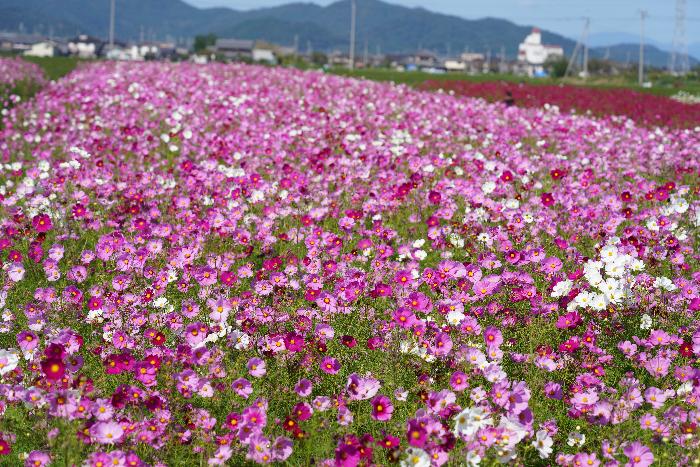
644,355,671,378
7,262,25,282
623,442,653,467
450,371,469,391
90,421,124,444
294,378,313,397
232,378,253,398
247,357,266,377
25,450,51,467
17,330,39,352
484,326,503,347
394,270,413,287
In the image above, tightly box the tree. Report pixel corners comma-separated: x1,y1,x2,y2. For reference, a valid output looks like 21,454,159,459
547,58,568,78
311,52,328,66
194,34,217,53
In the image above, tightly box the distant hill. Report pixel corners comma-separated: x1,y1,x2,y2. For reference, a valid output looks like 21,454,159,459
0,0,695,67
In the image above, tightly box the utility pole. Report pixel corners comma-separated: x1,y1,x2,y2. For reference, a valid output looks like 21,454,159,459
109,0,116,51
349,0,357,69
582,18,589,78
364,37,369,67
638,9,648,86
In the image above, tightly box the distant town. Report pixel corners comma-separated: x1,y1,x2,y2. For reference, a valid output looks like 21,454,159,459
1,27,636,79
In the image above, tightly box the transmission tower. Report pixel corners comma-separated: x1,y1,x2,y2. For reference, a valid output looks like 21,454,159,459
670,0,689,75
565,17,589,78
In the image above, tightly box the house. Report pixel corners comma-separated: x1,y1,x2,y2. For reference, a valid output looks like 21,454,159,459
68,35,105,58
328,51,351,67
444,60,466,72
24,40,66,57
406,49,439,69
213,39,254,60
0,32,44,53
275,46,297,58
517,28,564,77
252,48,276,64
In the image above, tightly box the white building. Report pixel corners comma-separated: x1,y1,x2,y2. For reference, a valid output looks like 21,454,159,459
444,60,466,72
68,35,104,58
252,48,276,64
517,28,564,77
24,41,58,57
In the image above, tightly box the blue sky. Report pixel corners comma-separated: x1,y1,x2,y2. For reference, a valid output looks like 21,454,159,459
185,0,700,47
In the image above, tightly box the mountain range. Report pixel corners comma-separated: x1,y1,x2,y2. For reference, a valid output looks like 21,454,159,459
1,0,697,68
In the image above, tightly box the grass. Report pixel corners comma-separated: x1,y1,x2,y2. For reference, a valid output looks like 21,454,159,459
0,52,83,81
22,56,83,81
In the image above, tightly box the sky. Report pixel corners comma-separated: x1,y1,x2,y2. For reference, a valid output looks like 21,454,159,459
184,0,700,47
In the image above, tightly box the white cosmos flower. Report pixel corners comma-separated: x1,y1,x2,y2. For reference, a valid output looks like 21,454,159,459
551,279,572,298
574,291,594,308
481,181,496,194
230,331,250,350
414,250,427,261
654,276,677,291
465,451,481,466
630,259,645,272
671,196,688,214
0,349,19,375
598,277,618,293
446,310,465,326
640,313,653,330
590,293,608,311
600,245,618,262
454,406,493,438
401,448,431,467
532,430,554,459
604,258,627,278
504,198,520,209
566,431,586,447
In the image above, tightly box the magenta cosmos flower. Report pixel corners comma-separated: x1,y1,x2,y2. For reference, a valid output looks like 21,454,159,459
32,214,52,233
320,356,341,374
371,395,394,421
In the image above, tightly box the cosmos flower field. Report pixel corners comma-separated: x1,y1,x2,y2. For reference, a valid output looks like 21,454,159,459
0,60,699,466
0,58,46,118
421,80,700,130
